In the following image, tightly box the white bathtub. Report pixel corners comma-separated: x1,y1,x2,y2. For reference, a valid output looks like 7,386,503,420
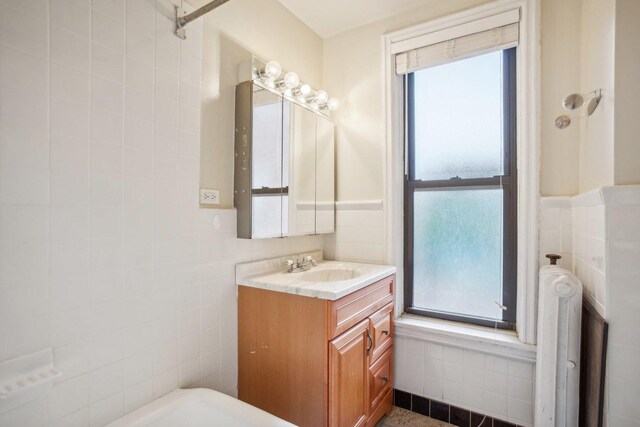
107,388,296,427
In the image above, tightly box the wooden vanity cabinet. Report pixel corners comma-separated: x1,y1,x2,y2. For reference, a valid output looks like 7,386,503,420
238,274,395,427
328,319,370,427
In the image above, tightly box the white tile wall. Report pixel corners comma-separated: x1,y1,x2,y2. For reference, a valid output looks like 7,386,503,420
323,205,386,263
0,1,322,425
538,197,573,271
394,336,535,426
539,196,606,315
603,189,640,426
572,204,607,317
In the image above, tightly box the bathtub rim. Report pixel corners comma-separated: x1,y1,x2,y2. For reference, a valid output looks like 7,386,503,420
106,388,295,427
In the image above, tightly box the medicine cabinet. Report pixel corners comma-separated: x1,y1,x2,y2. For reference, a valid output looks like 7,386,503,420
234,81,335,239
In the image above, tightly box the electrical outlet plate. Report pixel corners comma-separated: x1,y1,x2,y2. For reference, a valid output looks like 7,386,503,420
200,189,220,205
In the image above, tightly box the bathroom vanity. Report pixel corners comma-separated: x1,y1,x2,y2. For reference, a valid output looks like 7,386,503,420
236,253,396,427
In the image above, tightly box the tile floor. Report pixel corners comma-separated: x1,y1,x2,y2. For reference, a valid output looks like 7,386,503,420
378,407,455,427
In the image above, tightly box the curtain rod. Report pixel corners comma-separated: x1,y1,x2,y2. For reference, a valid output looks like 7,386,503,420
175,0,232,39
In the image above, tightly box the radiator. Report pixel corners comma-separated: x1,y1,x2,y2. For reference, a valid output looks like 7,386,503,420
535,265,583,427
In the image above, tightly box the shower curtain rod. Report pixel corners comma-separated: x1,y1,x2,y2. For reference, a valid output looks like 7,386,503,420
175,0,232,39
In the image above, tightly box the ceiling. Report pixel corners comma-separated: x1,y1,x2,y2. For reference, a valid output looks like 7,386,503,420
275,0,430,39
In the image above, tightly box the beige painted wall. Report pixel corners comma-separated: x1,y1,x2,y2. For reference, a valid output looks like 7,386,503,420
578,0,616,193
540,0,581,196
543,0,640,193
322,0,494,202
576,0,640,191
199,0,323,208
614,0,640,186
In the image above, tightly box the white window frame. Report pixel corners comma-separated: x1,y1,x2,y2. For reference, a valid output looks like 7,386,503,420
382,0,540,344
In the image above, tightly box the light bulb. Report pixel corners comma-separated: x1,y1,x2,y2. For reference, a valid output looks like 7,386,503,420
263,61,282,79
290,83,310,97
315,90,328,104
283,72,299,89
264,78,275,88
327,98,340,111
299,84,311,95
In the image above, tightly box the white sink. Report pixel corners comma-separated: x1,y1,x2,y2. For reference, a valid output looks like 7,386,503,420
237,253,396,300
300,268,360,282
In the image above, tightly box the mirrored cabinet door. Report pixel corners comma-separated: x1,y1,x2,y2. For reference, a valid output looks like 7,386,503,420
252,86,284,190
251,86,284,238
286,101,316,236
316,116,335,234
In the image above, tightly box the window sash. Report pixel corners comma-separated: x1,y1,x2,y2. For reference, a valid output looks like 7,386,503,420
404,48,517,329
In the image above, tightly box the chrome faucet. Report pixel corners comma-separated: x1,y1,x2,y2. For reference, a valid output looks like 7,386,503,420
286,255,318,273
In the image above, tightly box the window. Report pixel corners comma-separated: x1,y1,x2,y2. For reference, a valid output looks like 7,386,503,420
404,48,517,329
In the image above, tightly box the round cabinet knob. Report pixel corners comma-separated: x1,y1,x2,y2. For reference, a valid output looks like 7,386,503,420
382,330,389,335
380,376,389,383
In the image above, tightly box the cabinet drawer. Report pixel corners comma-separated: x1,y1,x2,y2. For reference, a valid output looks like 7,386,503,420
369,347,392,411
328,275,394,339
369,303,393,363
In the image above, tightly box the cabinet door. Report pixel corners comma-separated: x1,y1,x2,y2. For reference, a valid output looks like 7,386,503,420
329,319,370,427
248,84,285,238
287,102,316,236
315,115,335,234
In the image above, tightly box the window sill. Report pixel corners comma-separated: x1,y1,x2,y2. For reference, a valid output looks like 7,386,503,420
395,314,537,362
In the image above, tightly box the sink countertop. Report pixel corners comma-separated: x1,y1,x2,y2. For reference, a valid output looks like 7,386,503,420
236,253,396,301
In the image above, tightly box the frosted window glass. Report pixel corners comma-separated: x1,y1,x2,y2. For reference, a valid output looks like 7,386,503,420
413,189,504,320
413,51,504,181
252,195,281,238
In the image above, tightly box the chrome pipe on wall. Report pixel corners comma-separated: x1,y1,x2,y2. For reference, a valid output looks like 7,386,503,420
175,0,231,39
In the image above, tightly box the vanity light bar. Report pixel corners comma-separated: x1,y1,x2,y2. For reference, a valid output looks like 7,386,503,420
250,57,339,113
